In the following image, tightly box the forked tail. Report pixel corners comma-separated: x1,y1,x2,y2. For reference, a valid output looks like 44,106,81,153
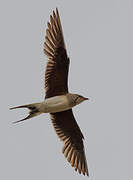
10,103,42,123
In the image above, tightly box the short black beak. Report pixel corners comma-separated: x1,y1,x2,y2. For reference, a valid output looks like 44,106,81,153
84,97,89,100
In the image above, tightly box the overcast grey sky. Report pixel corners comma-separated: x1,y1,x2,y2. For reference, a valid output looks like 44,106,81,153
1,0,133,179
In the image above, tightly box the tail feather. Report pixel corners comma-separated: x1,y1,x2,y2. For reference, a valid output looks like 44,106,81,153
10,103,42,124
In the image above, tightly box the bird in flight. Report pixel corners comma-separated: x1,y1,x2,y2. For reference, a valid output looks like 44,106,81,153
10,8,89,176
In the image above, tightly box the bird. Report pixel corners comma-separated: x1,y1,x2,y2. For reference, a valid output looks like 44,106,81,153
10,8,89,176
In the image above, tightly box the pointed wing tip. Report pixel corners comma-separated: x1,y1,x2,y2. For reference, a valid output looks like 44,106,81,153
81,170,89,177
53,10,56,17
86,170,89,177
75,167,89,177
85,167,89,177
63,148,89,177
56,8,59,16
56,7,58,12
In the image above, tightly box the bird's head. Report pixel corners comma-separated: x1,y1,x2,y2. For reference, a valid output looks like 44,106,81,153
73,94,89,105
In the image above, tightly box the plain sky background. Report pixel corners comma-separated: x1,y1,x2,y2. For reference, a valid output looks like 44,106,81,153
0,0,133,179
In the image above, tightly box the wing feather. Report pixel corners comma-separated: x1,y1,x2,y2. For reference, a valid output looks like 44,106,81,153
50,110,89,176
44,8,69,98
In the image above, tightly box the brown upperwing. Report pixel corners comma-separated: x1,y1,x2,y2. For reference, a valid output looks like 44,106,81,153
44,8,88,176
51,109,89,176
44,8,69,99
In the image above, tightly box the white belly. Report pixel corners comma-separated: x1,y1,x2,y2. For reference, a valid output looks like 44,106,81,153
40,95,71,113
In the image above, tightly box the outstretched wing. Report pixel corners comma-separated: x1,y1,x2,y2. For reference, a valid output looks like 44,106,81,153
44,8,69,99
50,109,89,176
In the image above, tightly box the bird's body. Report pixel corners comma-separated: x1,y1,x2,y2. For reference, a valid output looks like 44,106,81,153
10,8,89,176
40,94,73,113
11,93,87,116
39,93,83,113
